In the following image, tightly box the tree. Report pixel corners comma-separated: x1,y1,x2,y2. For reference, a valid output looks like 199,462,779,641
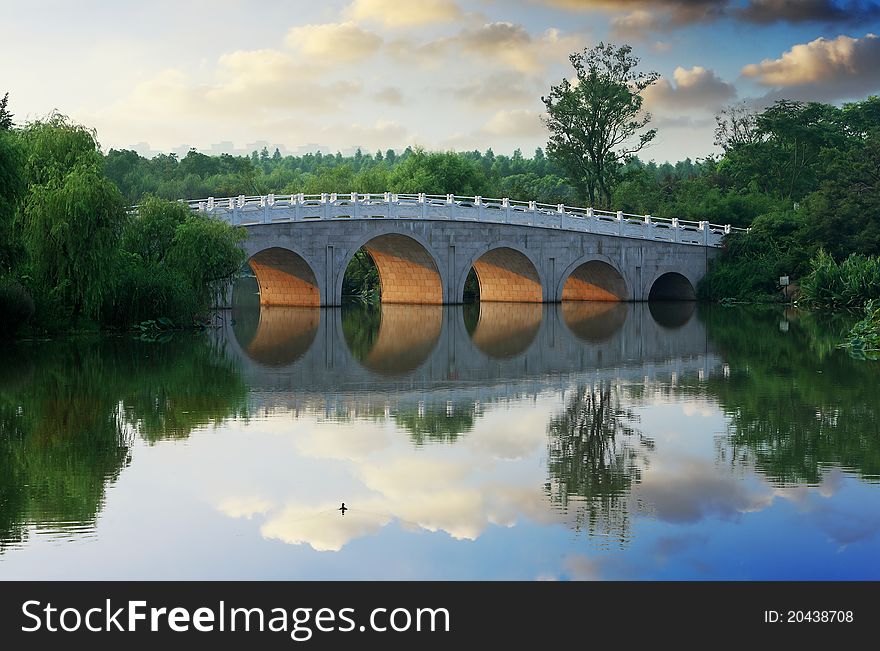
0,92,13,130
714,101,759,152
542,42,659,208
23,164,124,319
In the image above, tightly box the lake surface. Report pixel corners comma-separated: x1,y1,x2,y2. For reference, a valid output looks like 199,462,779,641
1,301,879,580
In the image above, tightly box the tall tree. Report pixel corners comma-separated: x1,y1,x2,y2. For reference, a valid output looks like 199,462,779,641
0,92,13,130
542,43,658,208
714,101,759,152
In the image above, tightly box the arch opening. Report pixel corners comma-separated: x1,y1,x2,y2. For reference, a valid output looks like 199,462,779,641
562,260,628,302
649,272,696,301
469,247,542,303
343,234,442,305
249,247,320,307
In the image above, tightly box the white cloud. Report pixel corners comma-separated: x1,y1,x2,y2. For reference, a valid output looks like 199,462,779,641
418,23,585,75
286,21,383,63
373,86,405,105
644,66,737,111
347,0,464,27
743,33,880,89
481,109,546,137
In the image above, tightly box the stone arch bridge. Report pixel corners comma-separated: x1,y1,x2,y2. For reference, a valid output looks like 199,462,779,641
183,192,737,306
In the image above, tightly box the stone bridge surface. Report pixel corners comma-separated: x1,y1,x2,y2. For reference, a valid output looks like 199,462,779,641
184,193,732,306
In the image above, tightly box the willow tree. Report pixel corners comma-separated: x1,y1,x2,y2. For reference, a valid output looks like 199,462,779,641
542,43,658,209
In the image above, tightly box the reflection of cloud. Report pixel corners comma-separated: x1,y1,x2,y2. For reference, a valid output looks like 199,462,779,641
776,469,880,547
217,496,273,519
563,555,604,580
215,398,560,551
652,533,709,563
261,501,391,552
293,422,392,462
464,403,555,460
682,402,716,418
636,459,774,523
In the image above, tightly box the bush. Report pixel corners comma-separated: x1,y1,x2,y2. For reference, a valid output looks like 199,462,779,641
840,299,880,360
799,251,880,309
102,254,195,328
0,280,35,337
698,232,789,301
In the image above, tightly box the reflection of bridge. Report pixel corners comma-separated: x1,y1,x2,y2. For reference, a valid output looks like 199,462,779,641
220,303,720,409
186,193,734,307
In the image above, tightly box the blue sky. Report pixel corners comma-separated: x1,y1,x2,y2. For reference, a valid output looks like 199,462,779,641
2,0,879,161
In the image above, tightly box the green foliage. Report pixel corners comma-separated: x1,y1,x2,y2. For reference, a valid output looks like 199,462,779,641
699,233,786,302
691,306,880,483
342,249,380,302
20,114,101,186
389,149,488,195
799,251,880,309
102,252,193,327
542,42,659,207
0,129,25,270
108,196,246,327
0,279,34,338
22,164,124,321
394,407,476,445
0,335,248,545
840,299,880,360
0,93,12,131
166,214,247,310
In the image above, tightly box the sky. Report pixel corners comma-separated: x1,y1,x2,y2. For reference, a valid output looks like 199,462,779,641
2,0,880,162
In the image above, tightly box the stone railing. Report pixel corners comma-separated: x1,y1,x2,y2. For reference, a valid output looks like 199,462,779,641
175,192,742,247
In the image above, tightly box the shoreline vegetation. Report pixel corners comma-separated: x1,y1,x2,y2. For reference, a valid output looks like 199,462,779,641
1,42,878,356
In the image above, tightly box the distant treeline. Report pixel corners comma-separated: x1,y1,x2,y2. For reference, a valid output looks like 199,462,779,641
103,144,710,211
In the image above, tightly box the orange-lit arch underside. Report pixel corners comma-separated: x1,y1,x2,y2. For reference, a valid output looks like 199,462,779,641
562,261,628,301
365,234,443,305
472,248,542,302
250,248,320,307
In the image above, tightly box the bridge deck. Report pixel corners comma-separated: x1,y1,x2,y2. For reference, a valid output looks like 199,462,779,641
175,192,740,248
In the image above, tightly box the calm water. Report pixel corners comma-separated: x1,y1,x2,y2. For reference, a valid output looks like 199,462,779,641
1,300,879,580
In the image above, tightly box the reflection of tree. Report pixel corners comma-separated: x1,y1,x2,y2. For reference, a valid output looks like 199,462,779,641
0,336,247,549
546,383,653,545
341,303,383,362
394,405,479,446
696,306,880,485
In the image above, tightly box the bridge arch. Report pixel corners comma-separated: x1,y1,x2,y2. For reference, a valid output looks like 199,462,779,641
248,247,321,306
459,244,544,303
648,271,697,301
337,230,445,305
557,255,630,302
